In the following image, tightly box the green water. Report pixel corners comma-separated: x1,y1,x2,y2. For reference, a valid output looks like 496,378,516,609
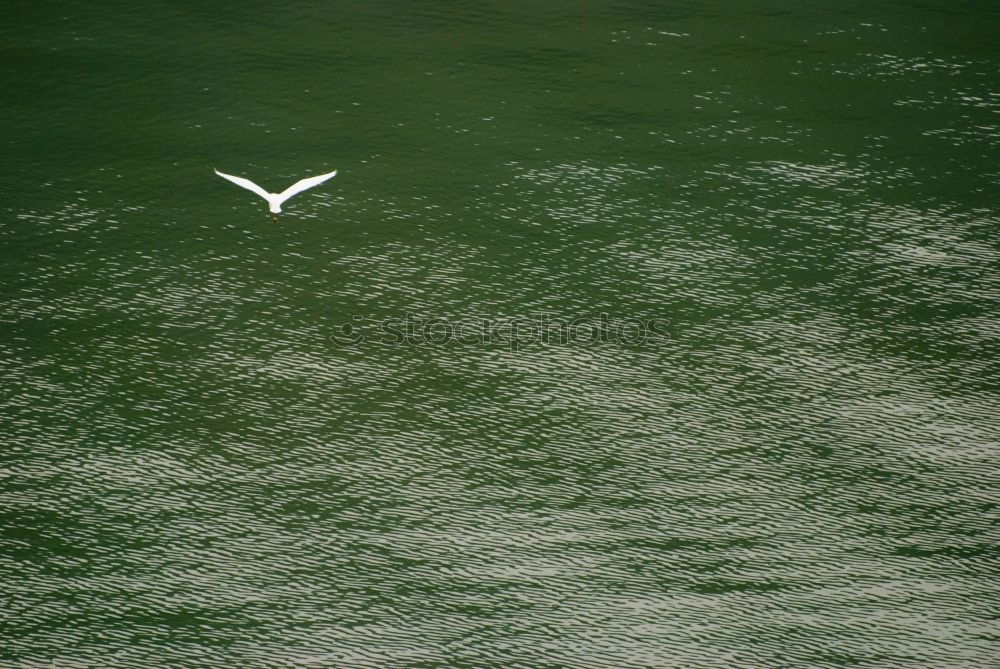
2,1,998,667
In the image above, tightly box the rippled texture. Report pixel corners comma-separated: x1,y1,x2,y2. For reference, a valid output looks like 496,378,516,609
2,1,998,666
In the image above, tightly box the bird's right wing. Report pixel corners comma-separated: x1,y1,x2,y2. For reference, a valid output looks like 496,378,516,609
275,169,338,204
214,169,271,200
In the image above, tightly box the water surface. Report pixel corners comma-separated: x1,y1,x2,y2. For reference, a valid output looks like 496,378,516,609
1,1,998,666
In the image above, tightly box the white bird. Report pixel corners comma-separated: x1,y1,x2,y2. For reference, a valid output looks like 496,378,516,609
214,168,338,222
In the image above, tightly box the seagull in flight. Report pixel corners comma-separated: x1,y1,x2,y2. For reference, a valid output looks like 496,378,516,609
214,168,338,222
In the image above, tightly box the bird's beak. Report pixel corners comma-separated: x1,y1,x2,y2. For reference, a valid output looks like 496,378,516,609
272,214,279,224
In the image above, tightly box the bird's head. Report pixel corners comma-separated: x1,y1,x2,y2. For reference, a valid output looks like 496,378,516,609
268,200,282,223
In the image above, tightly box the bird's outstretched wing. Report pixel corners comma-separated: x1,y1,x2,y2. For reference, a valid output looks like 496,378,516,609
214,169,271,200
275,169,338,205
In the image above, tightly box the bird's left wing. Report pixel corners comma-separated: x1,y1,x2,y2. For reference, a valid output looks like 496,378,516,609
214,169,271,201
275,169,338,204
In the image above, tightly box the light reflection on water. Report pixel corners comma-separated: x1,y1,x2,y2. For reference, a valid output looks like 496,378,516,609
2,0,998,666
